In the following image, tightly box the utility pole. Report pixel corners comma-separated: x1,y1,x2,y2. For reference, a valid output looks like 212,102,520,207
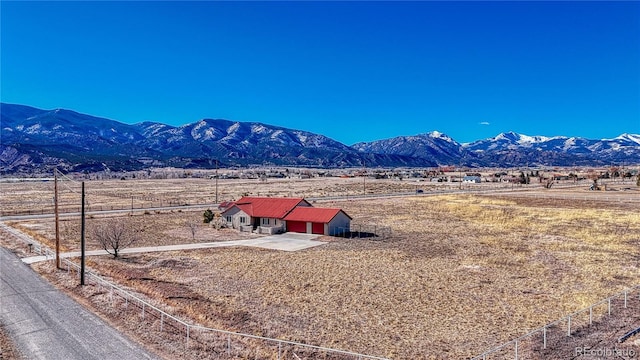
80,182,86,286
54,169,61,269
215,159,219,203
363,158,366,195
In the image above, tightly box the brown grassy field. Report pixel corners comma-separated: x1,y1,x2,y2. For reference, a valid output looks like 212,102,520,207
4,187,639,359
1,177,434,215
2,176,635,217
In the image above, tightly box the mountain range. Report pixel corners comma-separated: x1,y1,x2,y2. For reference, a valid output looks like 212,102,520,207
1,103,639,174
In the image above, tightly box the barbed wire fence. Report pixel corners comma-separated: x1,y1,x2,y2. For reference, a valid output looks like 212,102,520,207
471,285,640,360
330,223,392,240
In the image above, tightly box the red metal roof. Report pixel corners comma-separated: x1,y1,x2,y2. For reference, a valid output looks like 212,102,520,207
283,207,351,223
226,196,308,219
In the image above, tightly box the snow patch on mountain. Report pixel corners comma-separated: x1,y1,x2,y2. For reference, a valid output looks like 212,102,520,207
608,133,640,145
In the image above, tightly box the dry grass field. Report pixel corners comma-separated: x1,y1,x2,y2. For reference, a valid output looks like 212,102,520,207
3,179,639,359
0,177,435,216
2,175,635,217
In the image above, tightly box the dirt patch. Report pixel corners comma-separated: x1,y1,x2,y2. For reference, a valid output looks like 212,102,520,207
0,323,24,360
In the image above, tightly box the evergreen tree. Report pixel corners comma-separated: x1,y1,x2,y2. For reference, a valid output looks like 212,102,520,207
203,209,214,223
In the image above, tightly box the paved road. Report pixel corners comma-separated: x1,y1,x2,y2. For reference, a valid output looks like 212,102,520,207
0,247,159,360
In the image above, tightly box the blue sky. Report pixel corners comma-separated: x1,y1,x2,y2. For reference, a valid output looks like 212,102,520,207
2,1,639,144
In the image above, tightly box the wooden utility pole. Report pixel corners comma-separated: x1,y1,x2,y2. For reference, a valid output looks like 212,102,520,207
54,169,61,269
363,158,366,195
80,182,86,286
215,159,219,203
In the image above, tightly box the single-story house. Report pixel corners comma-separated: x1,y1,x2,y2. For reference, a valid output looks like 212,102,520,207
463,176,482,183
221,196,351,236
221,196,310,234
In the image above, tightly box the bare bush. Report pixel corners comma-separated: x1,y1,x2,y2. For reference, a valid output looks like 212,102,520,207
211,213,225,230
90,219,139,258
186,221,198,240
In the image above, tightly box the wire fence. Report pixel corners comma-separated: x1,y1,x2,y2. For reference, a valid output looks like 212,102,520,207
6,225,388,360
471,285,640,360
330,223,392,240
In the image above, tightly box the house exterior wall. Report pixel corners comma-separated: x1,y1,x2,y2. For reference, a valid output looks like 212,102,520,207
258,217,284,234
327,211,351,236
260,218,282,227
224,207,252,229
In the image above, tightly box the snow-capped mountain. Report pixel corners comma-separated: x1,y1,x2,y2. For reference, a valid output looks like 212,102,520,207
0,103,430,173
462,131,640,161
346,129,639,167
1,103,638,174
604,133,640,146
131,118,376,167
462,131,562,151
352,131,467,165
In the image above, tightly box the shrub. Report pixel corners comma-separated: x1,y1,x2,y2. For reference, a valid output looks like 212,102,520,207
203,209,214,223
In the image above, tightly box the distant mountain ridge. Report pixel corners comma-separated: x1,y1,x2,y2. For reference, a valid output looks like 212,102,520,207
1,103,638,174
460,131,640,166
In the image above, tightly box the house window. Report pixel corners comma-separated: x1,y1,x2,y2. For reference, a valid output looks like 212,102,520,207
240,217,246,224
262,218,270,225
226,216,232,223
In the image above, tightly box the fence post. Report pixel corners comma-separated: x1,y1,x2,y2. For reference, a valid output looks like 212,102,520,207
625,291,628,308
515,339,518,360
567,316,571,336
589,306,593,325
142,303,145,320
227,334,231,355
278,341,281,360
186,325,190,347
543,326,547,349
608,298,611,315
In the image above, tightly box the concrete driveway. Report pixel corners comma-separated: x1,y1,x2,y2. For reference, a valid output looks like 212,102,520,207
240,232,324,251
21,232,326,264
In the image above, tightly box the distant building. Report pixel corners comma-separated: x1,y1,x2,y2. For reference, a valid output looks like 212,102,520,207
463,176,482,183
